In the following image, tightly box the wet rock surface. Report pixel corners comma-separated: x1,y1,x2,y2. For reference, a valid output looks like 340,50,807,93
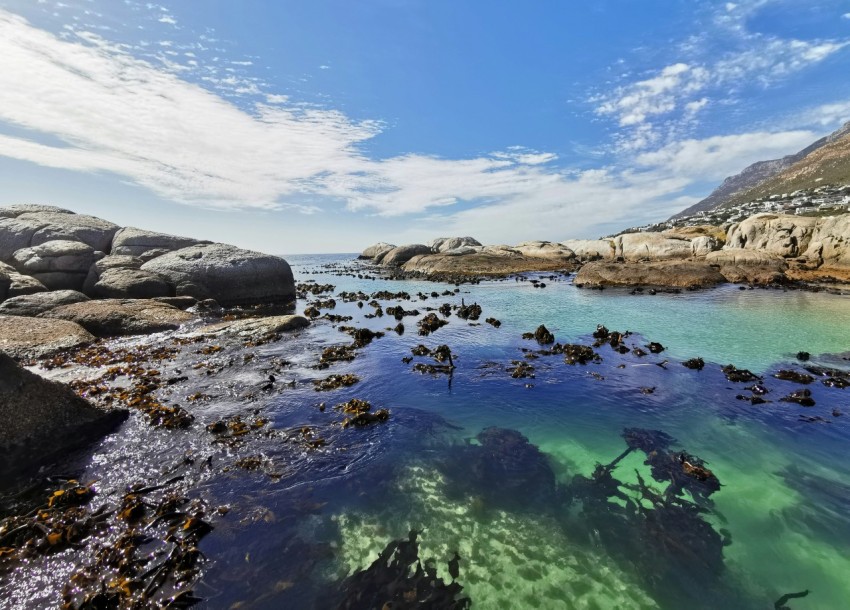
41,299,195,337
0,351,127,473
0,315,95,359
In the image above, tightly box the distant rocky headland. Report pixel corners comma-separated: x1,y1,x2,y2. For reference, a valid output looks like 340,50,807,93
360,211,850,291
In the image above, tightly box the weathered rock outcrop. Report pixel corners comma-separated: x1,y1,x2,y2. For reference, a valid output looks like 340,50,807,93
380,244,432,266
0,261,47,297
203,314,310,338
359,242,396,261
0,211,118,260
111,227,206,259
725,214,819,258
430,236,482,253
42,299,194,337
560,239,615,261
574,260,725,289
0,351,127,472
705,249,788,285
803,214,850,268
0,204,74,218
0,315,95,359
402,252,573,275
513,241,575,260
83,255,172,299
614,233,696,261
0,289,90,317
140,243,295,305
11,239,104,291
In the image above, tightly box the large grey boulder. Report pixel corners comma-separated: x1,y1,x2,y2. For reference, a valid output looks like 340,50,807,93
430,237,482,253
725,214,818,258
0,211,119,260
111,227,206,259
614,233,693,261
42,299,195,337
0,315,95,359
141,243,295,305
0,290,90,317
560,239,615,261
514,241,575,260
0,351,127,474
11,239,104,291
0,262,48,298
0,204,74,219
381,244,434,266
359,242,396,261
83,255,172,299
0,269,10,303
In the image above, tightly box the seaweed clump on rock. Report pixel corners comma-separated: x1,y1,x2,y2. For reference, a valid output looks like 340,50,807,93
333,530,470,609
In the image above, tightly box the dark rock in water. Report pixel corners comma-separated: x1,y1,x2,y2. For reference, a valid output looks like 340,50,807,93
339,326,384,348
304,306,321,319
440,427,556,512
773,370,814,384
736,394,769,405
485,317,501,328
780,389,815,407
412,344,431,357
333,530,470,609
721,364,760,383
647,342,665,354
418,313,448,336
393,322,404,335
532,324,554,345
0,351,128,476
508,360,535,379
746,383,769,395
563,344,599,365
822,376,850,389
593,324,609,340
795,351,810,362
682,357,704,370
632,347,647,357
456,300,482,321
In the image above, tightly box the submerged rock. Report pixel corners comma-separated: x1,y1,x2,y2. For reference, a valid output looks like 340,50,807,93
0,351,127,474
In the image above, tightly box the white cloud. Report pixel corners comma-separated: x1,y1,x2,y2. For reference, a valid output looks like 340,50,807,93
0,9,835,246
843,13,850,20
158,15,176,25
594,1,850,151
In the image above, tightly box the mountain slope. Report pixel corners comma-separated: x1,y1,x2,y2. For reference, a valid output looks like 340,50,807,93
671,121,850,219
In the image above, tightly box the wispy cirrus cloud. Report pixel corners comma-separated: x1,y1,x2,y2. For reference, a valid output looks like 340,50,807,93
593,0,850,151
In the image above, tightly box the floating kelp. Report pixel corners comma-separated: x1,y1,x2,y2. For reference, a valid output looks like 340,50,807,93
314,373,360,392
563,344,599,365
418,313,449,336
303,306,321,319
773,370,814,384
319,345,358,368
485,317,501,328
721,365,761,383
683,358,705,370
333,530,470,609
780,389,815,407
386,305,420,320
507,360,535,379
338,326,385,348
412,345,431,357
438,427,556,512
334,399,390,429
207,414,271,448
296,282,335,296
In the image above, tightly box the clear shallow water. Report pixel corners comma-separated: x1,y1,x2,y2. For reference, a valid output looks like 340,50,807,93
3,254,850,609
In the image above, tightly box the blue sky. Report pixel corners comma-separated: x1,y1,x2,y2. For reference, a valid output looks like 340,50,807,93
1,1,850,253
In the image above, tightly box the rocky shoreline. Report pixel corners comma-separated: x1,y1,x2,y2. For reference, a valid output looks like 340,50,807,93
359,212,850,291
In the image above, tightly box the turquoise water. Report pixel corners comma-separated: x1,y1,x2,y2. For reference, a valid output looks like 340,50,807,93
3,254,850,609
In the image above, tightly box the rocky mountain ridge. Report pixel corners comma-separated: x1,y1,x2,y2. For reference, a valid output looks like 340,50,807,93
672,120,850,220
